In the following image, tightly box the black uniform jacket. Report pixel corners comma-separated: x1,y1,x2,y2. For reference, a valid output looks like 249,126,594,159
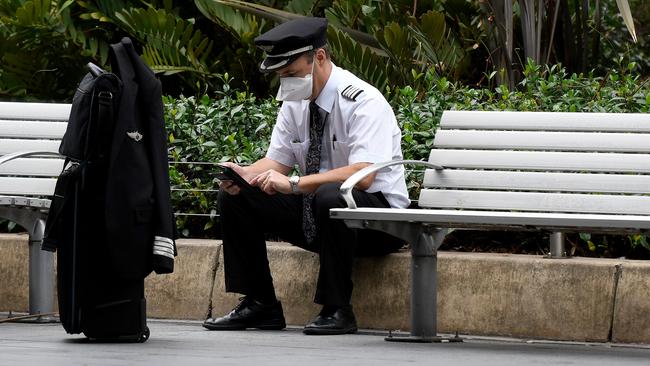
106,37,176,278
44,38,176,279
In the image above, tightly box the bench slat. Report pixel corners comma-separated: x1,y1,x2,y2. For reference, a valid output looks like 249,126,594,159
419,190,650,215
434,130,650,153
423,170,650,194
0,139,61,155
330,208,650,232
0,120,67,139
0,177,56,196
0,158,65,177
429,150,650,173
440,111,650,132
0,102,71,121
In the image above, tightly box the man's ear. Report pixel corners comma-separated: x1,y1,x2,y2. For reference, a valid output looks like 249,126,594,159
315,48,327,64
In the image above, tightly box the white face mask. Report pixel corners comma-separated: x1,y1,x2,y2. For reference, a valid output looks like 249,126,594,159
276,57,315,101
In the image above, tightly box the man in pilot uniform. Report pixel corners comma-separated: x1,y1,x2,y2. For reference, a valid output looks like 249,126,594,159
203,17,409,335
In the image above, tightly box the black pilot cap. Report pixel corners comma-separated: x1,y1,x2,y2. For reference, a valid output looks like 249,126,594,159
254,17,328,73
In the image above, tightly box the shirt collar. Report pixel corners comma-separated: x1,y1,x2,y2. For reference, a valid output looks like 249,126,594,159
314,63,340,114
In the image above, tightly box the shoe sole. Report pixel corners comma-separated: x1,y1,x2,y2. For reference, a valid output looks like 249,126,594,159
203,321,286,331
302,326,358,335
202,323,246,331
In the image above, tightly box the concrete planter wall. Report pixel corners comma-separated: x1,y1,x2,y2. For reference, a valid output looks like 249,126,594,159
2,234,649,343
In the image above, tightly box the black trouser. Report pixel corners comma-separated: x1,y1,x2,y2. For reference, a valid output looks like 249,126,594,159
219,182,403,306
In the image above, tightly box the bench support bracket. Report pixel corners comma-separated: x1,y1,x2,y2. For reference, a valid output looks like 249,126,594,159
345,219,461,343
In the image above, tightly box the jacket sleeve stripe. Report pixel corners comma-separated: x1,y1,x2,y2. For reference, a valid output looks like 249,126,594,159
153,245,174,255
154,236,174,245
153,249,175,259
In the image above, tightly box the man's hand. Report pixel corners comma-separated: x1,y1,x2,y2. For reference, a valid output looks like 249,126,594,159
217,162,250,195
250,169,292,195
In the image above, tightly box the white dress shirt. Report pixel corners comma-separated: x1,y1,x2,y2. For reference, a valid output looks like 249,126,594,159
266,64,409,208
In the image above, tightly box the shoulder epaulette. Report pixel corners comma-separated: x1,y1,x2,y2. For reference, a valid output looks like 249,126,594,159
341,85,364,101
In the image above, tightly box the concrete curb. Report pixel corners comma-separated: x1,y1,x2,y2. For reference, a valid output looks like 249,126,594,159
2,234,650,343
0,234,30,312
145,239,220,320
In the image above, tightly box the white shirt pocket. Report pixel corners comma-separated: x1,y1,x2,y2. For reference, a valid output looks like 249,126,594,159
331,140,350,168
290,140,310,174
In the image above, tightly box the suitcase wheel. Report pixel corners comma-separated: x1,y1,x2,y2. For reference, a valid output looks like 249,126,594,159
138,326,150,343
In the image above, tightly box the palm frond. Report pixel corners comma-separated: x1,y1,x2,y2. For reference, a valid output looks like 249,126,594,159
408,10,465,77
76,0,129,23
194,0,259,42
285,0,319,16
199,0,382,50
327,26,390,92
114,7,216,78
212,0,301,23
615,0,638,43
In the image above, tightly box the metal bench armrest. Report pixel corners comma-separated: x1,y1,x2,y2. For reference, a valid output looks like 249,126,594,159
0,151,62,166
340,160,443,209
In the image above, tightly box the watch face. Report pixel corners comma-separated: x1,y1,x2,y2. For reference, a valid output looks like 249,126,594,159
290,176,299,193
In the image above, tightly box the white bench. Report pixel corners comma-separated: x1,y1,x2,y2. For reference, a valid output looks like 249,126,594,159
0,101,223,320
0,102,71,318
332,110,650,342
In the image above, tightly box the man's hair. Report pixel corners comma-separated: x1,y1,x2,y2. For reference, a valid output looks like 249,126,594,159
305,44,331,62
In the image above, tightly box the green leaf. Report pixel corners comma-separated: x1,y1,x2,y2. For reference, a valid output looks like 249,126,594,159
615,0,638,43
285,0,318,16
56,0,75,16
230,103,244,116
361,5,375,16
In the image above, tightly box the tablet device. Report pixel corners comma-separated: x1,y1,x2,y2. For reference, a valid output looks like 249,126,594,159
215,164,257,192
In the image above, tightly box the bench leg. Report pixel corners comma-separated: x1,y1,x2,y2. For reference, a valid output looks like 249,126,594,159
0,208,56,321
28,218,56,321
346,220,461,343
409,229,440,339
386,227,460,342
548,231,569,259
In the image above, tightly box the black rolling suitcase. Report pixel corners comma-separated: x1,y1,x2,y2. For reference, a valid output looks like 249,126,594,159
51,184,149,342
43,63,149,342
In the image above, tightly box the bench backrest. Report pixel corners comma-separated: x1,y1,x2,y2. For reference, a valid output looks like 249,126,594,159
0,102,221,226
0,102,69,199
421,111,650,216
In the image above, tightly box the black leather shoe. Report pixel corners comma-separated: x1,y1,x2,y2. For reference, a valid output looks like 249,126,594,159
203,297,286,330
303,305,358,335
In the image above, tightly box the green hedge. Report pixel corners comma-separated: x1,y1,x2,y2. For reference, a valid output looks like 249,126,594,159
165,80,277,237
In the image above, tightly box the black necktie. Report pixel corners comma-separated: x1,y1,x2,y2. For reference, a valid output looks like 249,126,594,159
302,101,327,243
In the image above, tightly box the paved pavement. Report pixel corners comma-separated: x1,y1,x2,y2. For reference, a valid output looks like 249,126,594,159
2,320,650,365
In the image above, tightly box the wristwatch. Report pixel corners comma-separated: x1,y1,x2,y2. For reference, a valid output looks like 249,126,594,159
289,175,301,194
